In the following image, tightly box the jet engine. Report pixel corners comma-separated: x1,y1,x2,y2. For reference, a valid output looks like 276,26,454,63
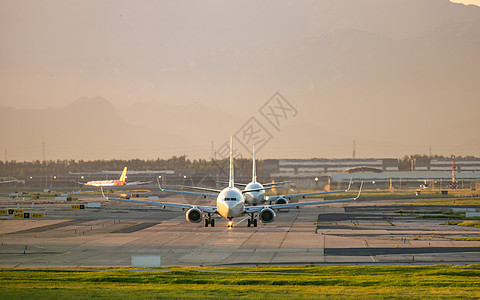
259,207,275,223
274,197,288,205
186,207,203,223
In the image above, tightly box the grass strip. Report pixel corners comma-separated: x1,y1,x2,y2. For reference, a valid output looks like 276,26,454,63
1,265,480,299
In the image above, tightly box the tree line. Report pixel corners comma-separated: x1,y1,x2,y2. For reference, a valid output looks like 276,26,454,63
0,156,263,179
0,154,476,180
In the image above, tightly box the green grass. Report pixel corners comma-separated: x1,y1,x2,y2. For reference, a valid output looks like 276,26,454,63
443,220,480,228
396,209,468,219
456,221,480,228
394,198,480,206
1,265,480,299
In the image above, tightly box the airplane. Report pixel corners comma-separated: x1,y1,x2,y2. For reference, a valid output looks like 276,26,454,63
81,167,152,187
185,146,352,206
81,167,128,187
243,146,352,206
106,138,362,228
0,179,17,184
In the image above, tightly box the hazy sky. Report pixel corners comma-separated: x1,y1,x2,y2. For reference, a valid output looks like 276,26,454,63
1,1,479,160
1,0,477,110
452,0,480,5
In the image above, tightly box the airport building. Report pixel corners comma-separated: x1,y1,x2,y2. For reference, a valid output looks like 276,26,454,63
264,158,480,190
414,157,480,172
264,158,399,176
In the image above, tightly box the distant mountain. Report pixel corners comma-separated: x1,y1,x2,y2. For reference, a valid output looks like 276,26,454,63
2,0,480,159
0,97,190,161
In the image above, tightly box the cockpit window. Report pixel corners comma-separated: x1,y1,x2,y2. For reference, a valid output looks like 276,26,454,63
224,197,236,201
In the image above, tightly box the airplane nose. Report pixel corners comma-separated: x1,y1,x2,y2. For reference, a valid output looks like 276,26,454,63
226,201,236,210
225,201,244,217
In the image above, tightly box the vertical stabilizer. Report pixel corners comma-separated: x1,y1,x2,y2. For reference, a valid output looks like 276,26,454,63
252,145,257,183
119,167,127,182
229,137,234,188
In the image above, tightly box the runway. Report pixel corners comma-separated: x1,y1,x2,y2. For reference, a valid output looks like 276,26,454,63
0,196,479,267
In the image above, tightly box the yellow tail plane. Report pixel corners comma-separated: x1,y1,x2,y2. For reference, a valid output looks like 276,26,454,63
119,167,127,182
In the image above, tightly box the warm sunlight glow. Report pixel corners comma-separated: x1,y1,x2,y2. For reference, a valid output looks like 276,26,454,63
451,0,480,6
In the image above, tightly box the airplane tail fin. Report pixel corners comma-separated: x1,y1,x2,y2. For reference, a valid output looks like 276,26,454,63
229,137,234,188
119,167,127,182
252,145,257,183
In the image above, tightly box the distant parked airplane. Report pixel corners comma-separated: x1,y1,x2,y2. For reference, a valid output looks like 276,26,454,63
80,167,150,187
0,179,17,184
81,167,128,187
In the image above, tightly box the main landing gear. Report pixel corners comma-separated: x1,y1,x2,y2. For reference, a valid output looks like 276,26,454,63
247,215,258,227
204,214,215,227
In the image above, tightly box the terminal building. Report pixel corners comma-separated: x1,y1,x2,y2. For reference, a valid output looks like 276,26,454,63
264,158,399,176
414,157,480,172
264,158,480,190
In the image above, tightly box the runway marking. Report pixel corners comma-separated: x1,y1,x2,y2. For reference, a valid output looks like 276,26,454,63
108,222,142,233
110,222,160,233
7,220,91,234
179,216,252,262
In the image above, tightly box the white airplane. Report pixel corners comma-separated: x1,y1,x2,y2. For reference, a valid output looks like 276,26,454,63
107,138,362,228
189,146,352,206
243,146,352,206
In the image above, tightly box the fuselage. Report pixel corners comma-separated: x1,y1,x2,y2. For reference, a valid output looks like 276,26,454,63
85,180,126,187
244,182,266,206
216,187,245,218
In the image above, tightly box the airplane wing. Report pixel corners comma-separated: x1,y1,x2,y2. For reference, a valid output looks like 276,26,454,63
160,187,218,198
261,181,290,187
267,189,348,201
267,179,354,201
245,197,357,213
126,180,154,186
243,186,277,193
106,196,217,213
217,181,288,188
156,179,218,198
216,181,247,187
249,181,363,212
0,179,17,184
181,185,222,193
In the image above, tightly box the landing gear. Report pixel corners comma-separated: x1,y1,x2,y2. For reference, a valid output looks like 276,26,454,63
204,214,215,227
227,218,234,228
247,215,258,227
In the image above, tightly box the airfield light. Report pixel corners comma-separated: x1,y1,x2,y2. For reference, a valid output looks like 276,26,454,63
158,176,162,179
29,176,32,179
315,177,319,182
53,176,56,179
183,175,187,179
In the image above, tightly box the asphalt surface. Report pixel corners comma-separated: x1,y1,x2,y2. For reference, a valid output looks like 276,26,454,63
0,195,479,267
